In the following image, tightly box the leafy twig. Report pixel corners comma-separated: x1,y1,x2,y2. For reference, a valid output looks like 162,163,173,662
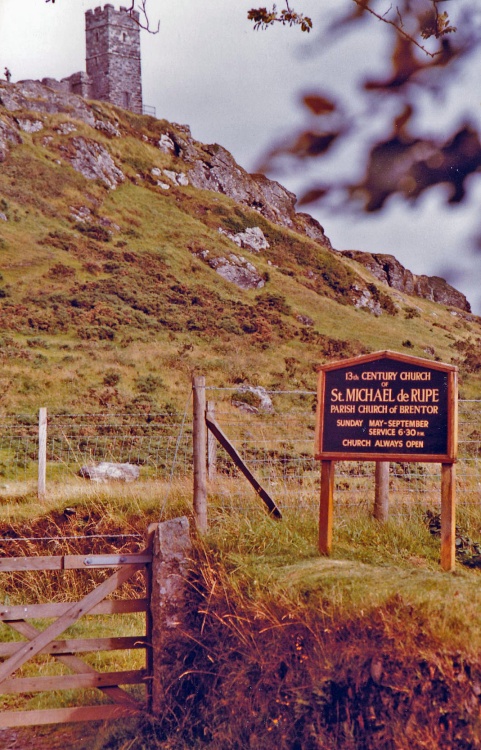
247,2,312,32
351,0,456,57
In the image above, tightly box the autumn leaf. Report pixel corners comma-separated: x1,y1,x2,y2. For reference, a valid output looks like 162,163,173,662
303,94,337,116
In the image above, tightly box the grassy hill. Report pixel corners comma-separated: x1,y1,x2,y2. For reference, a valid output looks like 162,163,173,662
3,81,481,749
1,80,481,415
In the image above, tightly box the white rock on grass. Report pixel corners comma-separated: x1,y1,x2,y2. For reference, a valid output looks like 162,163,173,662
158,134,175,153
209,254,265,290
79,462,140,482
69,137,125,189
218,226,269,252
232,385,274,414
16,118,43,133
163,169,189,186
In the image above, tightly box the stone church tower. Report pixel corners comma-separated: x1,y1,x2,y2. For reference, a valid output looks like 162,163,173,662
85,5,143,114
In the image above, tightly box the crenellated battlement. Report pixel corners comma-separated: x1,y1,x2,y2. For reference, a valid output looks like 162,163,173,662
85,4,140,24
85,5,142,113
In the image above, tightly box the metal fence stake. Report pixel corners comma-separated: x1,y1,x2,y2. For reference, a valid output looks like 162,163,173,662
192,376,208,532
38,408,47,501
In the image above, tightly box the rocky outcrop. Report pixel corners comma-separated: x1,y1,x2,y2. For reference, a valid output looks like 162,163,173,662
341,252,415,294
0,117,22,162
158,133,176,153
208,254,265,290
350,284,382,316
413,274,470,310
94,119,120,138
188,144,294,221
186,143,332,248
0,80,96,126
341,250,470,312
218,226,270,252
67,137,125,189
295,211,332,245
0,81,331,249
162,169,189,187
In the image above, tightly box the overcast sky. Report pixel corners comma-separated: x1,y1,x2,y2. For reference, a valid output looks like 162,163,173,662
1,0,481,312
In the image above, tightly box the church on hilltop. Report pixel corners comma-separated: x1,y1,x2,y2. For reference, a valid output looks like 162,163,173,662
41,4,143,115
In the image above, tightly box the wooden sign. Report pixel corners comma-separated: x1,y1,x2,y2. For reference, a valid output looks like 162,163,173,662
315,351,457,463
314,351,458,571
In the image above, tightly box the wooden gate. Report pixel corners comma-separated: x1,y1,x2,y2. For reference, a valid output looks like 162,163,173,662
0,547,152,728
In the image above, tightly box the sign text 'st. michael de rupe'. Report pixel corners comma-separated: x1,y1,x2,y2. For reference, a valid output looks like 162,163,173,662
315,351,458,463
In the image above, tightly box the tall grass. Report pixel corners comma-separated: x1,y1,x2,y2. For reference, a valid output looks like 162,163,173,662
3,483,481,747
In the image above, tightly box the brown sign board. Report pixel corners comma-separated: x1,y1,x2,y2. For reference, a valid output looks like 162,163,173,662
315,351,458,463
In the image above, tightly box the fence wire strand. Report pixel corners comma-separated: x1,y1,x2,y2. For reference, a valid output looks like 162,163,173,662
204,391,481,517
0,394,480,518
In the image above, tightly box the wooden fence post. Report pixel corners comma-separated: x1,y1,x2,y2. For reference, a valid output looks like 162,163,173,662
207,401,217,481
192,375,208,533
319,460,335,555
150,517,192,716
441,463,456,571
38,407,47,501
374,461,389,522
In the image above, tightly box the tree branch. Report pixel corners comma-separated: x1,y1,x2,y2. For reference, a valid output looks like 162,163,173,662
126,0,160,35
350,0,455,58
247,1,456,54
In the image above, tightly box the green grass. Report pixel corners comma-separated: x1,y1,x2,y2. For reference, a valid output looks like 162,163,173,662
0,92,480,413
201,497,481,653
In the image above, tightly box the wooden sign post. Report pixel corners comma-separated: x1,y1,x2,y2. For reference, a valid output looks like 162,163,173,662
315,351,458,570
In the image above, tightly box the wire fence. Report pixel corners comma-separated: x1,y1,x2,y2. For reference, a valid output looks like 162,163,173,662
0,410,192,491
0,393,480,516
206,390,481,516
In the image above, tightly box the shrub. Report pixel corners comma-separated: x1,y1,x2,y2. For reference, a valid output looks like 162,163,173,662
33,353,48,368
103,370,121,387
77,325,115,340
460,341,481,373
255,292,291,316
135,374,164,393
47,263,75,279
40,231,75,252
76,224,111,242
83,262,101,275
219,317,243,335
27,338,50,349
103,262,121,274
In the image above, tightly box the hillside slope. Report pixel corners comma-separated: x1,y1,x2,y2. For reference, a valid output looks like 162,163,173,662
0,79,480,412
